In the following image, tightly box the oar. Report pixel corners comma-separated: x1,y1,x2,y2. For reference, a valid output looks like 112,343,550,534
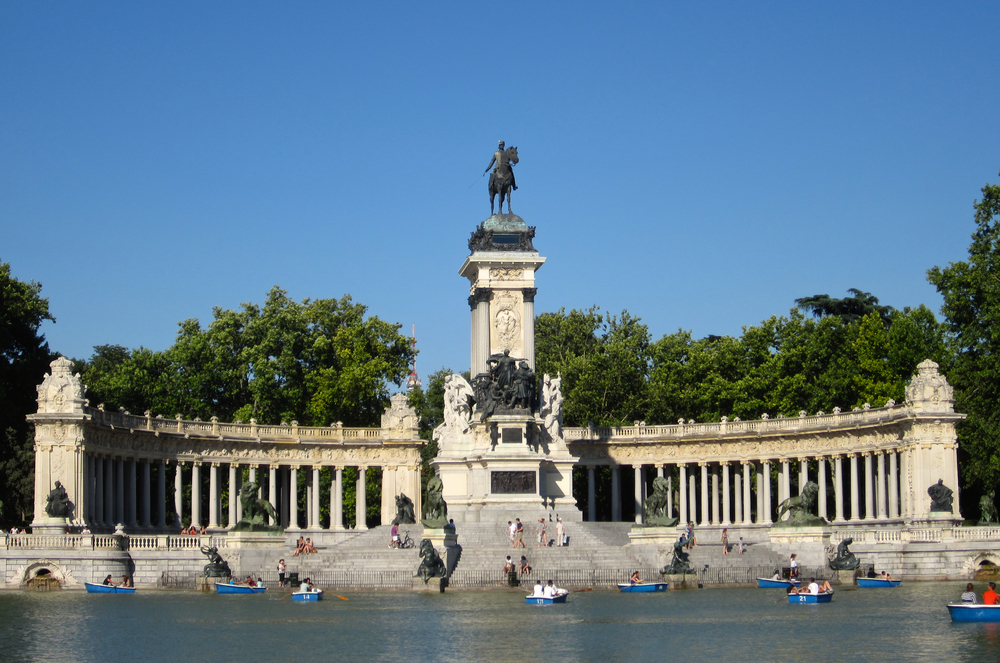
331,593,349,601
278,592,294,601
572,588,592,593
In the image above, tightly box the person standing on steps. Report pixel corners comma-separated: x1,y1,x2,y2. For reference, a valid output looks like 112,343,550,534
721,528,729,555
277,558,286,587
536,518,547,547
514,518,526,548
555,517,565,547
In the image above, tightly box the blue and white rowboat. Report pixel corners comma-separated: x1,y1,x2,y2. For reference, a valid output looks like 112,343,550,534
292,590,323,602
526,593,568,605
948,604,1000,622
856,578,901,588
757,578,800,589
618,582,668,593
216,583,266,594
85,582,135,594
788,591,833,604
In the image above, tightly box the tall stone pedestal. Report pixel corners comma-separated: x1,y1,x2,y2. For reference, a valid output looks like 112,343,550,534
422,526,461,576
30,517,72,536
767,526,832,568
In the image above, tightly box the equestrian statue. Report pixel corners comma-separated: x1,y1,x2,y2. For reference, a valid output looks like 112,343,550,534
484,140,519,215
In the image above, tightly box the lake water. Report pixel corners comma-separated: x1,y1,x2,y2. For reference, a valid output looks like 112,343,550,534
1,582,997,662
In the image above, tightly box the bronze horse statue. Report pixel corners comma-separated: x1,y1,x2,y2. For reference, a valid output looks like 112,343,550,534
487,146,518,215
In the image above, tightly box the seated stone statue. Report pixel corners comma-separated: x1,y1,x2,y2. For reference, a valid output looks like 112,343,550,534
422,477,448,528
416,539,447,583
232,482,282,533
928,479,954,512
45,481,74,519
395,493,416,525
773,481,828,527
642,477,678,527
980,491,998,525
828,537,860,571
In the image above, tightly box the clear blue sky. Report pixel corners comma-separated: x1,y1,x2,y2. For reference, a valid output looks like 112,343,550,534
3,3,998,389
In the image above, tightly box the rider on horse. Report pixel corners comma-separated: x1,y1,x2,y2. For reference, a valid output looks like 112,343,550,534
485,140,517,192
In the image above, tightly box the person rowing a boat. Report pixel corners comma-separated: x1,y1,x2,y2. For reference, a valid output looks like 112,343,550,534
961,583,977,604
530,580,544,597
984,582,999,605
630,571,641,585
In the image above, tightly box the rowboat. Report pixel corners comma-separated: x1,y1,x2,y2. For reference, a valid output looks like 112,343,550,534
292,590,324,602
618,582,668,593
84,582,135,594
757,578,800,589
948,604,1000,622
788,590,833,604
216,583,266,594
857,578,901,588
525,593,568,605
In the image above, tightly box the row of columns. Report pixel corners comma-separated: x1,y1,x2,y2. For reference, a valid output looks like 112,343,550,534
82,454,384,531
584,450,906,525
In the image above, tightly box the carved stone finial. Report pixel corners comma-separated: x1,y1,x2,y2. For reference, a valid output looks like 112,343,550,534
381,393,419,437
35,357,86,415
905,359,955,413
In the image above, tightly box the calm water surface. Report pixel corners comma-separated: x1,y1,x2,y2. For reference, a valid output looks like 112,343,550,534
1,582,997,662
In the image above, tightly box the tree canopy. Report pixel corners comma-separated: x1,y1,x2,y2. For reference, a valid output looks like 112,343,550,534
0,261,55,524
77,287,415,427
928,171,1000,496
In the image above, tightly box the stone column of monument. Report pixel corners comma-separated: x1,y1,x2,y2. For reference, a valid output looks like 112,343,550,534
228,464,238,527
889,452,900,519
679,464,688,524
817,458,828,520
174,462,183,528
587,467,597,522
208,463,220,529
28,358,90,534
761,461,772,525
742,462,752,524
721,463,731,525
901,359,964,522
864,453,875,521
269,466,278,525
849,454,860,521
356,467,367,530
834,456,845,521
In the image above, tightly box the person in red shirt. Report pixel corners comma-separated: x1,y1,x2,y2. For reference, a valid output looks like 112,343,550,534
983,582,1000,605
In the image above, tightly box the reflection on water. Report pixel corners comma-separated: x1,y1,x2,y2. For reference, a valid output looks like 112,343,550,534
0,582,997,662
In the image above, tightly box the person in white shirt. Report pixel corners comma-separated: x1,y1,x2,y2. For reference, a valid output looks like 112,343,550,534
807,578,820,594
531,581,544,597
543,580,565,597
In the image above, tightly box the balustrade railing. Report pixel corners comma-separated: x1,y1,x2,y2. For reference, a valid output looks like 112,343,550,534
565,404,908,444
87,406,415,443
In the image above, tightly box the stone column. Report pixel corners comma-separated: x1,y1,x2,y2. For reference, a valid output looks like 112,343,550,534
311,467,322,529
83,455,92,524
157,460,167,528
611,467,621,522
289,467,299,530
522,288,536,369
191,463,201,527
95,456,105,527
667,473,673,519
733,470,742,525
817,458,828,520
305,484,312,527
208,463,220,529
228,464,237,528
174,462,183,528
779,461,790,520
849,454,860,521
141,461,151,528
722,463,731,525
711,465,720,525
249,466,257,489
864,453,875,521
328,466,337,530
876,453,887,519
679,465,688,525
755,462,763,524
700,463,709,526
898,449,910,519
115,458,124,526
333,467,344,530
834,456,845,522
743,462,752,524
634,464,644,524
889,452,900,519
587,467,596,522
126,459,137,528
762,461,772,525
799,458,809,493
269,466,278,525
690,471,698,526
657,465,664,478
356,467,368,530
470,290,492,376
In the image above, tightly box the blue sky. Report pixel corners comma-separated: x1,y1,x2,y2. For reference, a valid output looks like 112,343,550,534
3,3,998,389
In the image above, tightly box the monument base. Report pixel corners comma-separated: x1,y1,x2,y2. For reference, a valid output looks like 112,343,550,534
412,576,447,593
627,526,681,546
663,574,700,589
767,526,832,568
30,517,71,536
225,531,287,549
422,526,461,576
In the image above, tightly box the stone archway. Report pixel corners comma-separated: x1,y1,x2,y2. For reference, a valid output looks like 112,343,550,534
963,551,1000,580
18,559,77,589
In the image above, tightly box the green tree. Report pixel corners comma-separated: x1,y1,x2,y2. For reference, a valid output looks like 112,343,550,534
80,287,415,427
796,288,896,324
928,171,1000,501
0,261,55,525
